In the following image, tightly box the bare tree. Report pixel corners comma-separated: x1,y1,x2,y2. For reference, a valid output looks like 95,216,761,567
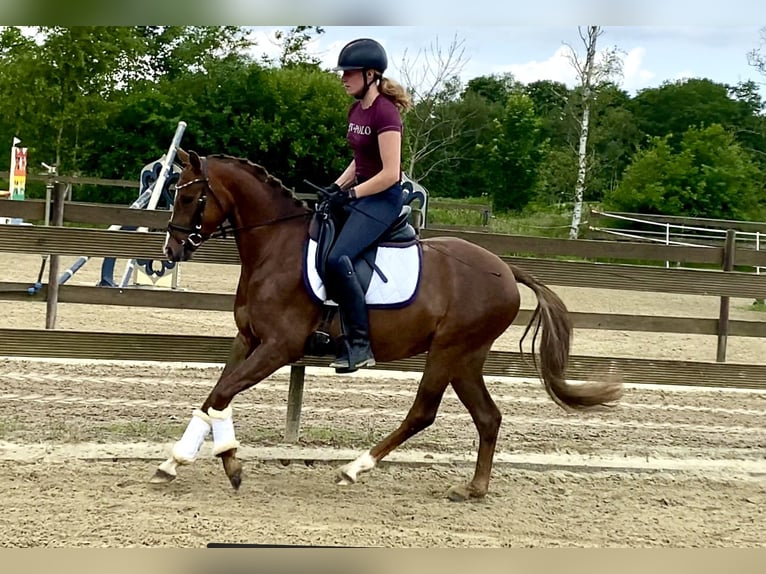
747,27,766,76
395,34,471,181
563,26,623,239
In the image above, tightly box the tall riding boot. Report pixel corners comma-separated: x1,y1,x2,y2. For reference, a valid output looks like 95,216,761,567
328,256,376,374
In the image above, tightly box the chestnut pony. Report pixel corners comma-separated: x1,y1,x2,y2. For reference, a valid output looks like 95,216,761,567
154,149,621,501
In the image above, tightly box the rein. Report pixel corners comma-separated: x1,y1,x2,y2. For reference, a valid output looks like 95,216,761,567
166,159,311,251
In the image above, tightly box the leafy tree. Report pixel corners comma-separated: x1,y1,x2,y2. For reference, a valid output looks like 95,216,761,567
132,26,253,82
463,73,519,106
523,79,571,147
586,83,642,197
418,90,504,198
533,147,579,206
630,78,758,151
484,93,547,212
604,124,764,220
271,26,325,68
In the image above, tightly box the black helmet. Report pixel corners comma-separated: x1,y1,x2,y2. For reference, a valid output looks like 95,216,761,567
333,38,388,73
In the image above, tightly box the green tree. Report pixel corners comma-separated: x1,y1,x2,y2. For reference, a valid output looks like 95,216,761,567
270,26,325,68
133,26,253,82
485,93,547,212
630,78,757,150
604,124,764,220
463,73,519,106
415,90,504,198
523,79,571,147
586,83,642,197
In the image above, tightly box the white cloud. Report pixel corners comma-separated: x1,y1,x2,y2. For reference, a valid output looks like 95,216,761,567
491,44,656,94
246,28,283,63
498,45,578,86
621,47,656,92
246,27,344,70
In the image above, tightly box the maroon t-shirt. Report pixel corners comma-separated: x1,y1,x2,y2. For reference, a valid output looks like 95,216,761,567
346,95,402,181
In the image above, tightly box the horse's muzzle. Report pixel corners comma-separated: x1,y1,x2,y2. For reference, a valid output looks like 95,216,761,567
164,232,196,262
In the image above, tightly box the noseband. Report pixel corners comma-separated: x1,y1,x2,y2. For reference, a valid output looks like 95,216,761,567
166,177,210,250
166,158,229,252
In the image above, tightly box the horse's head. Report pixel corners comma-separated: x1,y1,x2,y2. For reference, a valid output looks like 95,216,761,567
164,148,229,261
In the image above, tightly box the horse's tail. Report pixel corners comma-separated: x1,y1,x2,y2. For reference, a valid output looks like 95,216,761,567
510,264,623,411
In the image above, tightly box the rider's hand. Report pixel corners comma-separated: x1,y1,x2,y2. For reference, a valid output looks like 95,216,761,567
321,183,351,208
320,182,342,199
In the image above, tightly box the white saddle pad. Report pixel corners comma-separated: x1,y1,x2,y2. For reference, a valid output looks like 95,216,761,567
304,238,422,308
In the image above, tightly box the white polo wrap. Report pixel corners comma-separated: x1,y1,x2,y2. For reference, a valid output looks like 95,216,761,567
171,408,212,464
208,405,240,456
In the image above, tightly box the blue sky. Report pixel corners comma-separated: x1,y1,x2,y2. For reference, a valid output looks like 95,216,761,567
249,26,766,98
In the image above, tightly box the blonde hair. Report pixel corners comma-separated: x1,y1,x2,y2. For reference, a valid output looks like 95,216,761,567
379,76,413,112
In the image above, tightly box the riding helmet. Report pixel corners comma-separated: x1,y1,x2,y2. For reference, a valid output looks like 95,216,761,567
333,38,388,73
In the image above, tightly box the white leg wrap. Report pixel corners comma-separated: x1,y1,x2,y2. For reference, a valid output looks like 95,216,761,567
208,405,240,456
336,450,376,485
171,409,212,464
158,457,179,477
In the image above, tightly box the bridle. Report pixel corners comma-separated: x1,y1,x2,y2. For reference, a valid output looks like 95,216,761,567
166,157,311,253
165,158,228,252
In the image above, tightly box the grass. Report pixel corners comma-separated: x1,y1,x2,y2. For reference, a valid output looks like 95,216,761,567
0,413,379,448
426,199,574,239
749,299,766,312
105,420,188,442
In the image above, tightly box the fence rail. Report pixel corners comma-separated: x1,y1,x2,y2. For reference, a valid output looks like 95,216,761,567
1,328,764,390
2,194,765,443
2,282,765,338
2,225,766,298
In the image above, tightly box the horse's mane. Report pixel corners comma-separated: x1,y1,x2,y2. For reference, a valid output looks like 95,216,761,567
209,154,305,208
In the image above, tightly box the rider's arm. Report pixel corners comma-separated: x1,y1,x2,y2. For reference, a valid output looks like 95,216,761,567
334,160,356,189
350,130,401,198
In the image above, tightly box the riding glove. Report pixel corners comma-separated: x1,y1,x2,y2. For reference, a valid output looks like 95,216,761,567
323,183,352,209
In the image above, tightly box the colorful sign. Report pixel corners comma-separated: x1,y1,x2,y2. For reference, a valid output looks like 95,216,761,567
11,144,27,201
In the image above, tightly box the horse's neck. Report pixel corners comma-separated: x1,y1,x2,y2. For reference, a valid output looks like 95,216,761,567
226,178,309,258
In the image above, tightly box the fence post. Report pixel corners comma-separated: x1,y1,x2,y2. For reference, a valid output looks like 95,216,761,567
716,229,736,362
284,364,306,443
756,231,764,307
45,182,66,329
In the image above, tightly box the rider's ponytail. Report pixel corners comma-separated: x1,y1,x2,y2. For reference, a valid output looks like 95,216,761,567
379,77,413,112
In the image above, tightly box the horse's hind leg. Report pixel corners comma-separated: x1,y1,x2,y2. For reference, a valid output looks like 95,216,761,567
445,366,502,502
335,349,452,485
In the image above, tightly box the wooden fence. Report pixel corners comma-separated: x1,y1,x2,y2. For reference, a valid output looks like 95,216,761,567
2,191,766,442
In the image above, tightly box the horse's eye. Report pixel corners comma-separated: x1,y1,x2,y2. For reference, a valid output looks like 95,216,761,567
180,195,194,205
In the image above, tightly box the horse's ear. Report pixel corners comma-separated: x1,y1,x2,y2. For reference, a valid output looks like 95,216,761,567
176,148,189,165
188,150,202,174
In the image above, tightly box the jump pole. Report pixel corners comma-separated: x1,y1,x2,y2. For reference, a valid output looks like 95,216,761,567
119,120,187,287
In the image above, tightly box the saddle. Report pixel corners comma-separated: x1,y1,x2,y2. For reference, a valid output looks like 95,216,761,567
303,186,422,357
308,203,418,294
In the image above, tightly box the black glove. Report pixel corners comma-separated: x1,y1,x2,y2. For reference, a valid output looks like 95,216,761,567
321,182,342,198
323,183,351,209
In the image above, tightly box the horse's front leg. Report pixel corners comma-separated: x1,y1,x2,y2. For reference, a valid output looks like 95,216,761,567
202,338,303,490
156,332,303,489
149,332,256,486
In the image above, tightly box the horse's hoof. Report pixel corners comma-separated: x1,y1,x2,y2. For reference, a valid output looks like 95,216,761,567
149,469,176,485
445,484,485,502
222,456,242,490
335,469,355,486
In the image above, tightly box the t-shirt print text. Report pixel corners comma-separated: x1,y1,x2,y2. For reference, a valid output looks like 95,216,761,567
348,122,372,135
